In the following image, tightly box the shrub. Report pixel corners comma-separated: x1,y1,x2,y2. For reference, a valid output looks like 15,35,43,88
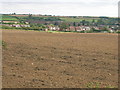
2,41,7,49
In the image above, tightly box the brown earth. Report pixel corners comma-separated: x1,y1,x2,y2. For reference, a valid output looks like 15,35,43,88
2,29,118,88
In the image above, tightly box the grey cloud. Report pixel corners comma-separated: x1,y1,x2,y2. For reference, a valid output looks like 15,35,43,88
1,0,118,17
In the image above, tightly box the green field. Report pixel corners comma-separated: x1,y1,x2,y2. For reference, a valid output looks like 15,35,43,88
1,15,99,22
1,15,18,21
60,17,99,22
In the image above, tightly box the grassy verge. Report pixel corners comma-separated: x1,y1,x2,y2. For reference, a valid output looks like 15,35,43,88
86,82,116,88
1,41,7,49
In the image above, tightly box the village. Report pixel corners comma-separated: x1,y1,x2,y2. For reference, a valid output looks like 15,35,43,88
0,14,119,33
1,21,119,33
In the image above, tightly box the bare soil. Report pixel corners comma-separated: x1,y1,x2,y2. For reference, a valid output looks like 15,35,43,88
2,29,118,88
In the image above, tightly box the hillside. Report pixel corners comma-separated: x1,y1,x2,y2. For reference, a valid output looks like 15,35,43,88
0,14,119,33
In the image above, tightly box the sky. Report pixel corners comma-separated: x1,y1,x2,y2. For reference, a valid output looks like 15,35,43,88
0,0,120,17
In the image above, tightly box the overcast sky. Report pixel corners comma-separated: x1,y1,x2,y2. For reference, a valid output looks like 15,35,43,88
0,0,119,17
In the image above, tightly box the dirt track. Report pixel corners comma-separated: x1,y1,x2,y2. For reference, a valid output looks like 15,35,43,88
2,29,118,88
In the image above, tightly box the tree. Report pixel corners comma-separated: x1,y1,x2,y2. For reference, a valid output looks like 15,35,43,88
59,22,69,31
81,20,86,25
92,19,95,23
78,23,81,26
92,19,95,25
73,22,76,26
102,27,108,31
28,14,32,19
12,13,16,15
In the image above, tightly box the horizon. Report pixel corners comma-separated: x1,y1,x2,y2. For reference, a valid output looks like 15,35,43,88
1,0,119,17
1,13,118,18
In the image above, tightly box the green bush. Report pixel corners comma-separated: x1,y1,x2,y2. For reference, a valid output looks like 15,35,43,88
2,41,7,49
116,31,120,33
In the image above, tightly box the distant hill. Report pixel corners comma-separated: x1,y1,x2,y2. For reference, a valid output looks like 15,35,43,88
0,14,118,26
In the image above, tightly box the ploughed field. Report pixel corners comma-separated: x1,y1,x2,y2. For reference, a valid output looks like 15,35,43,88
2,30,118,88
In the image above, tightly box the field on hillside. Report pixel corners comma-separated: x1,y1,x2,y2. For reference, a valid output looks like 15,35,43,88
60,17,99,22
2,29,118,88
2,15,99,22
1,15,18,21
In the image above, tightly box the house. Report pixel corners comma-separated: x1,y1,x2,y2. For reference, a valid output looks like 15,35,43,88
84,26,91,31
11,24,30,28
92,26,100,30
12,24,21,27
25,22,29,24
47,25,60,31
20,24,30,27
47,26,54,30
75,26,82,31
108,28,115,33
77,26,91,31
68,26,76,31
45,28,48,31
65,26,91,32
55,26,60,31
